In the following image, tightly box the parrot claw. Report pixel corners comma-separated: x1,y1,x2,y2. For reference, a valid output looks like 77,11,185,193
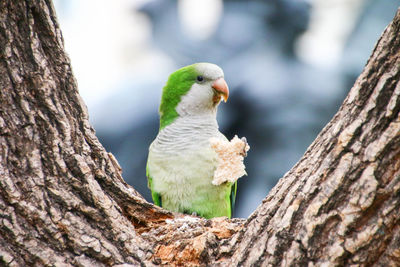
241,137,248,157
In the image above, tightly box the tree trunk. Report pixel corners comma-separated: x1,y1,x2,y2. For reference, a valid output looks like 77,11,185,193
0,1,399,266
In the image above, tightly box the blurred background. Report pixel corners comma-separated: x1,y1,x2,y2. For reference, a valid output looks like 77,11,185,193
53,0,399,218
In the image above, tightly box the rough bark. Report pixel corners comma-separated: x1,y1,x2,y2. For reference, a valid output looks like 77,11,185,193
0,1,399,266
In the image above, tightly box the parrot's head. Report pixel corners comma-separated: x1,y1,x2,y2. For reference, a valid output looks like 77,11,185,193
159,63,229,130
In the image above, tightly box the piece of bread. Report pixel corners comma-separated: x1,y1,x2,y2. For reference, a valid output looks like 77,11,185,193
209,135,250,185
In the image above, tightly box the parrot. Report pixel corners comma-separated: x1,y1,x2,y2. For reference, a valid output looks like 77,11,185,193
146,62,236,219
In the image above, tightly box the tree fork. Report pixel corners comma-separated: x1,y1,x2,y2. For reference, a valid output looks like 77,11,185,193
0,1,399,266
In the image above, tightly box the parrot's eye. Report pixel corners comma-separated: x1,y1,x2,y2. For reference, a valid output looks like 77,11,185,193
196,75,204,82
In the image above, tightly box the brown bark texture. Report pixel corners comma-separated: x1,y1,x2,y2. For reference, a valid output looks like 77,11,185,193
0,1,399,266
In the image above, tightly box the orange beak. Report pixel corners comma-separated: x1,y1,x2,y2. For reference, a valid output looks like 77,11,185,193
212,77,229,102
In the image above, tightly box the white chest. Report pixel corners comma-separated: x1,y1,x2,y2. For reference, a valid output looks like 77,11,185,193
147,115,227,205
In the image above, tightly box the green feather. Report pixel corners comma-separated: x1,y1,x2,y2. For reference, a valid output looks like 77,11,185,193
146,163,161,206
159,64,199,130
230,181,237,218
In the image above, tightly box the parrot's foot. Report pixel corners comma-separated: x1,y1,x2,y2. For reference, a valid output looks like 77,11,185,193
240,137,248,157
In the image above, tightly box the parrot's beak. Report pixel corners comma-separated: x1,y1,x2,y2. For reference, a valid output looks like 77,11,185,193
212,77,229,103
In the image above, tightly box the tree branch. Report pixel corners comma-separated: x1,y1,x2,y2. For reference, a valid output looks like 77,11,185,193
0,1,399,266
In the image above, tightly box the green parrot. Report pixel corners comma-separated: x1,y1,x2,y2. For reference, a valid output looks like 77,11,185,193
146,62,236,219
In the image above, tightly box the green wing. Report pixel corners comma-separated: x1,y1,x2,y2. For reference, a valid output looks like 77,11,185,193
146,163,161,207
230,181,237,218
